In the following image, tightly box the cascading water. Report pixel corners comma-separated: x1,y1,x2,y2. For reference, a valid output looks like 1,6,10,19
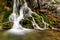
7,0,33,35
32,17,45,30
9,0,17,22
31,16,48,30
7,0,49,35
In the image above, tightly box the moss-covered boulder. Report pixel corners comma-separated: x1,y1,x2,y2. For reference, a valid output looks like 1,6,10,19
20,19,33,29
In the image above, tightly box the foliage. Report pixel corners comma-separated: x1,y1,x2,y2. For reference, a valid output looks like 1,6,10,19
2,11,10,22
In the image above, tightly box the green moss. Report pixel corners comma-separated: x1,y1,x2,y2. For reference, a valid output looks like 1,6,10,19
40,13,59,28
35,18,44,28
27,16,33,21
32,13,37,18
0,22,12,30
2,22,12,30
0,23,3,27
40,14,50,24
32,13,44,28
2,11,10,22
20,19,33,29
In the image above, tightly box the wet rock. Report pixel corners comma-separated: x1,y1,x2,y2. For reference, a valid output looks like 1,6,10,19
28,0,38,9
56,7,60,16
39,9,47,13
55,0,60,3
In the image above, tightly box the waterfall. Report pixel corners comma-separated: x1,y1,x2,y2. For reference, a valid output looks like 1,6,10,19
9,0,17,22
9,0,23,29
22,0,47,30
7,0,33,35
7,0,49,35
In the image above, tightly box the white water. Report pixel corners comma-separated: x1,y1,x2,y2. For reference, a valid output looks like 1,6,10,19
31,16,49,30
9,0,17,23
41,17,49,29
7,0,49,35
32,17,45,30
51,0,55,2
7,0,33,35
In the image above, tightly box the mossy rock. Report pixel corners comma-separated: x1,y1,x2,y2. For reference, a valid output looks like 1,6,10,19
32,13,44,28
2,11,10,22
27,16,33,21
2,22,12,30
20,19,33,29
